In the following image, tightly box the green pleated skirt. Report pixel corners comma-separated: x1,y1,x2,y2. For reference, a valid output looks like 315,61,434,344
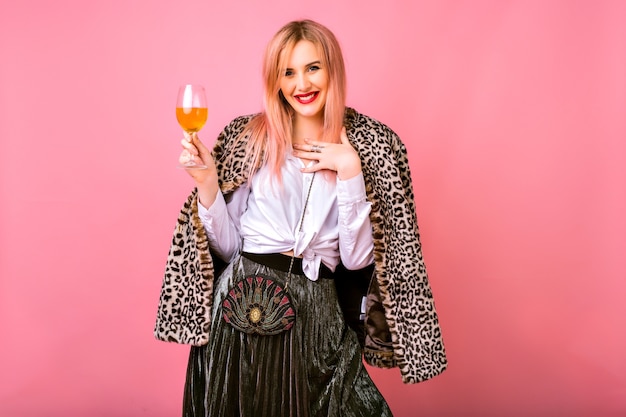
183,253,392,417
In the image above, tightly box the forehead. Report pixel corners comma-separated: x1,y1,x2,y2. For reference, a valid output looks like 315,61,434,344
281,40,322,67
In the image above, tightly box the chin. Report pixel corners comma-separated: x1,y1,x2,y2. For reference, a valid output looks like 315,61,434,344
295,107,324,119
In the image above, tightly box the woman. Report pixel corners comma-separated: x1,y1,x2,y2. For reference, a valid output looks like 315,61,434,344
155,19,447,416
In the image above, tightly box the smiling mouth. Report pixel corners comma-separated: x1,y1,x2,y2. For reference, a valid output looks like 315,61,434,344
294,92,319,104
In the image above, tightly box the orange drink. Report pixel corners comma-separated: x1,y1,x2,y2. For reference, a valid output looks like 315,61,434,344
176,107,208,133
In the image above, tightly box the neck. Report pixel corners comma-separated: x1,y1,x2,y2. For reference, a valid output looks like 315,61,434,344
291,115,324,144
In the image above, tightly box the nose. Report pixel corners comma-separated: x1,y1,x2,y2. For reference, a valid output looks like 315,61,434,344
296,73,311,91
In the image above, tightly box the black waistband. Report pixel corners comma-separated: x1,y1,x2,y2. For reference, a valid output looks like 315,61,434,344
241,252,334,280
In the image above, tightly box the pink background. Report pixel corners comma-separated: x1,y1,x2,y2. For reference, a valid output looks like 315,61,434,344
1,1,625,416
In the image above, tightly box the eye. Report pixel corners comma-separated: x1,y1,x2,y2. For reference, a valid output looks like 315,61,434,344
307,65,320,72
284,69,294,76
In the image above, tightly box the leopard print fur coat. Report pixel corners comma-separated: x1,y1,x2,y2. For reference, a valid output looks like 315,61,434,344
155,108,447,383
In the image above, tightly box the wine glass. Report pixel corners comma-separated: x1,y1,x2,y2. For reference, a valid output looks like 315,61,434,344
176,84,208,169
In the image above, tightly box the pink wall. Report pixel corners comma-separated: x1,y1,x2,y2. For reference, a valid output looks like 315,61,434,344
1,1,625,416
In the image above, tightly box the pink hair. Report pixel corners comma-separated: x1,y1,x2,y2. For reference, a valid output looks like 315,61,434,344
238,20,347,180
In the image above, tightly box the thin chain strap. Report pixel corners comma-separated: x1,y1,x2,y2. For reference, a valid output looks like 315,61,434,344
285,172,316,291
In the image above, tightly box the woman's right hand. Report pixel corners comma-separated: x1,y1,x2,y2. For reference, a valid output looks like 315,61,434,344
180,132,220,207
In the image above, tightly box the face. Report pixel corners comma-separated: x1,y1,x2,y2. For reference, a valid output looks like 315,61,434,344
279,40,328,122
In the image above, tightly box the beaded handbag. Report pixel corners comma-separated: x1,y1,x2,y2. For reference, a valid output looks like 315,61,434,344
221,273,296,335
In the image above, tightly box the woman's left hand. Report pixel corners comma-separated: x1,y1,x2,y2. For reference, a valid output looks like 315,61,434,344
292,127,362,180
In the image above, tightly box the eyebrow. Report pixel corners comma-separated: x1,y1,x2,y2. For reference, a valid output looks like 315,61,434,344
285,60,322,70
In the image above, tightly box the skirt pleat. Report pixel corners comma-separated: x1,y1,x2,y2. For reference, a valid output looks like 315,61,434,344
183,254,392,417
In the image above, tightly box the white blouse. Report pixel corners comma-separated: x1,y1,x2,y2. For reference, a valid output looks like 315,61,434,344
198,153,375,281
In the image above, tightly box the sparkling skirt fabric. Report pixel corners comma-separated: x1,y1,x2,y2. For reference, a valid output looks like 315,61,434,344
183,254,392,417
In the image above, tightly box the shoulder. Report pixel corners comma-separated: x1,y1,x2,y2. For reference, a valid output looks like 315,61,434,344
220,113,260,138
213,113,261,192
344,107,404,158
344,108,411,188
214,113,260,154
344,107,400,143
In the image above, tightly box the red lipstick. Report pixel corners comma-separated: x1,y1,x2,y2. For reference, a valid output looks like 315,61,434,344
294,92,319,104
